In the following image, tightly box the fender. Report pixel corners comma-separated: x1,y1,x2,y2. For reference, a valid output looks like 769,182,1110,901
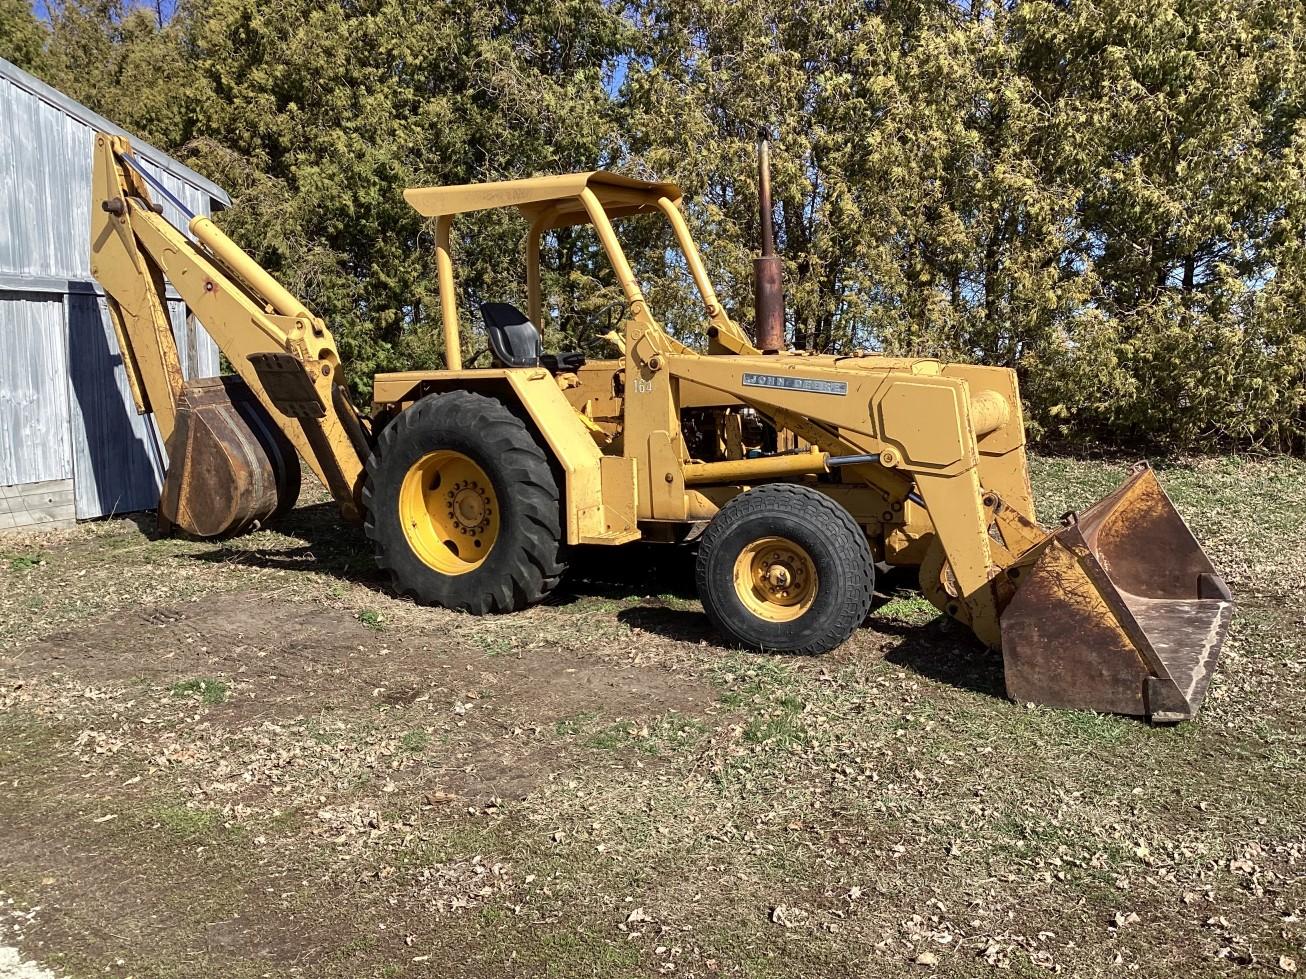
372,368,639,545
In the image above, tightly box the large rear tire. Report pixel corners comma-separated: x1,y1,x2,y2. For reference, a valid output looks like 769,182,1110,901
363,391,566,614
696,484,874,653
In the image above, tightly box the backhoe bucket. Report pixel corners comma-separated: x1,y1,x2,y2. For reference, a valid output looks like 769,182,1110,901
1000,463,1232,722
159,376,300,538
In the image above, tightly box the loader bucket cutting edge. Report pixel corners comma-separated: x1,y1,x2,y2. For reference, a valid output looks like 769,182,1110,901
1000,463,1232,722
159,376,301,538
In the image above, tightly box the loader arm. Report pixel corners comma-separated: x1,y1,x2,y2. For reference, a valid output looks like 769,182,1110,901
664,353,1026,643
90,134,368,532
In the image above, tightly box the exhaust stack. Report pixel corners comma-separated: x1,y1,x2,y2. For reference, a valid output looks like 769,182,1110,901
754,136,785,354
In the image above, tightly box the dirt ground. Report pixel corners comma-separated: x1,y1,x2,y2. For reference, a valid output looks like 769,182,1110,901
1,454,1303,978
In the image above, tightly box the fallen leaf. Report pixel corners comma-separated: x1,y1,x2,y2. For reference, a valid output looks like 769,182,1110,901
770,905,806,927
1111,911,1140,929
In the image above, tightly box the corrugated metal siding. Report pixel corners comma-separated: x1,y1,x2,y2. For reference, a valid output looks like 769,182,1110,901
0,58,227,521
0,76,213,280
65,292,167,518
0,291,72,486
64,294,218,519
0,57,229,282
175,298,220,378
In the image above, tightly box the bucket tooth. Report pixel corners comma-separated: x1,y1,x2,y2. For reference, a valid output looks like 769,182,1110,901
159,376,300,537
1000,464,1232,722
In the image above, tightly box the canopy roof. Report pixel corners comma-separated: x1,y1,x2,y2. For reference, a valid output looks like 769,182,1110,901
403,171,683,228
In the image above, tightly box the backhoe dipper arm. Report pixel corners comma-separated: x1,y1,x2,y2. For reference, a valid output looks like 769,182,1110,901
90,133,368,521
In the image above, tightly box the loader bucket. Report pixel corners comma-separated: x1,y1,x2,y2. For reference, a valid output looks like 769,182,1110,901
158,376,300,538
1000,463,1232,722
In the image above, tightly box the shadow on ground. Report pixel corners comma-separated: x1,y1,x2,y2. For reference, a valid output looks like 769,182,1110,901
180,503,702,603
558,541,700,602
173,502,1008,701
879,621,1008,700
183,502,387,588
616,605,716,643
615,600,1007,701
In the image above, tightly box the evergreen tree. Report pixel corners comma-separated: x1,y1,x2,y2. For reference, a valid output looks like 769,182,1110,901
0,0,49,73
0,0,1301,447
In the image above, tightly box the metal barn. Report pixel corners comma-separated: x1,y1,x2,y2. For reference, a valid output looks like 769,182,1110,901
0,57,227,531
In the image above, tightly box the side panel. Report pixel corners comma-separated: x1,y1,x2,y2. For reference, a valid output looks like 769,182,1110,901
941,363,1035,521
505,370,606,543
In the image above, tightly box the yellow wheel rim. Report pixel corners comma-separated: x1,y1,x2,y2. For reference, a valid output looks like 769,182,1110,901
399,450,500,575
732,536,818,623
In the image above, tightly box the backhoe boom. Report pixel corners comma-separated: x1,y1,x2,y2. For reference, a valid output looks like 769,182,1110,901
90,134,367,533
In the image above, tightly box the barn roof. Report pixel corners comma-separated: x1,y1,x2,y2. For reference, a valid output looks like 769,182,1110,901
0,57,230,207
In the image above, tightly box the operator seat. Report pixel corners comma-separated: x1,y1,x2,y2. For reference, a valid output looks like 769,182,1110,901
479,302,542,368
478,302,586,374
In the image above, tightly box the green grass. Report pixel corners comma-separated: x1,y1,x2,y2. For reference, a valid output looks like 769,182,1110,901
332,934,380,960
471,634,514,655
5,553,42,571
712,657,814,751
0,717,59,774
586,712,708,755
556,595,635,615
389,821,512,869
357,609,384,630
876,593,939,625
149,804,224,840
741,693,806,746
552,707,710,756
654,592,699,611
555,710,602,736
400,729,430,753
716,656,799,708
509,920,644,976
169,677,229,705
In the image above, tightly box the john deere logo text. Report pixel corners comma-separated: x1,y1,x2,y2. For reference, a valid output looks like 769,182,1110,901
741,373,848,396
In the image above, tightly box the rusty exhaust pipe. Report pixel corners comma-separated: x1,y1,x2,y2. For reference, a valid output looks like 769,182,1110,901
754,135,784,354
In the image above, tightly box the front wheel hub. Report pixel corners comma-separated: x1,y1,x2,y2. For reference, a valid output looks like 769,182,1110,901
733,536,818,622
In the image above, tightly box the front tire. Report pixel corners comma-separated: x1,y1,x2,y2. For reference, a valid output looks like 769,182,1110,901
363,391,566,614
695,484,874,653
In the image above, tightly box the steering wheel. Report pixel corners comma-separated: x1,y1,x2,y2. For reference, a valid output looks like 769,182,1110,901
596,299,632,329
552,299,631,353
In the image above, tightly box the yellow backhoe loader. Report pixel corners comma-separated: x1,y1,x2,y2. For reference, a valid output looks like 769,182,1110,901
89,132,1233,722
